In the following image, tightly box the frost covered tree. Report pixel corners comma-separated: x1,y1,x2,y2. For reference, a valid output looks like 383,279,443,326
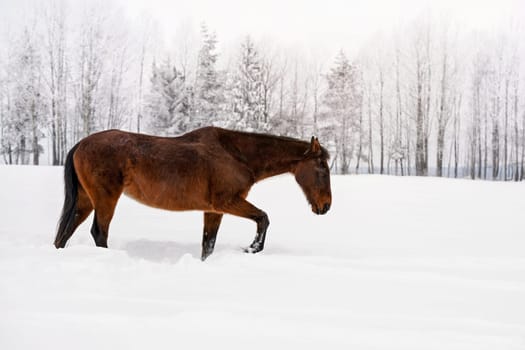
193,23,224,127
259,49,283,134
146,58,191,136
230,36,266,131
309,60,325,138
410,21,433,177
266,54,307,138
435,24,458,177
469,50,487,179
43,2,68,165
391,45,407,176
1,28,46,165
74,9,108,138
287,59,310,139
104,28,132,131
321,50,362,174
134,17,156,133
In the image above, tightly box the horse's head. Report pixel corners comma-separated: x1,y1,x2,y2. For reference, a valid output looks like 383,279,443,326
294,137,332,215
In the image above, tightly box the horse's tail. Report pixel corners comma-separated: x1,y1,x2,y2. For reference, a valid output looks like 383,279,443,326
54,143,81,248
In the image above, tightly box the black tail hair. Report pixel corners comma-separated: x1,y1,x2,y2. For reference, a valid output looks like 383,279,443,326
54,143,80,248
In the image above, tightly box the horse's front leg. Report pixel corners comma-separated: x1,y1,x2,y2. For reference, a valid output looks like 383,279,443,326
201,212,223,261
243,211,269,254
218,197,270,254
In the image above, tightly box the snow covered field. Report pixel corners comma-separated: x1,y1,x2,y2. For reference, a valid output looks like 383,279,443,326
1,165,524,349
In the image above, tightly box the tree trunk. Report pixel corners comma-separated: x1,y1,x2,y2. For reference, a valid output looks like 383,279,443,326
367,82,374,174
379,69,385,174
513,79,520,181
504,78,509,180
415,56,426,176
436,50,447,177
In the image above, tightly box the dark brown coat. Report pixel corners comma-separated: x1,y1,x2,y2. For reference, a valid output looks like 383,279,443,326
54,126,331,260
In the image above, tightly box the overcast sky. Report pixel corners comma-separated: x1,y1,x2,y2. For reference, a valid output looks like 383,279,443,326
119,0,523,55
0,0,522,61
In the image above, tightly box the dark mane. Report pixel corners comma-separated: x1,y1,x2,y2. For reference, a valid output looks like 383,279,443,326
215,127,330,161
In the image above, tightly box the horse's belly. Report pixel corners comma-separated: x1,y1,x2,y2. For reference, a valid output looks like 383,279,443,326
123,177,212,212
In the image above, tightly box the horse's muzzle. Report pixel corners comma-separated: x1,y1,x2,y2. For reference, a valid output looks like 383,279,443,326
313,203,331,215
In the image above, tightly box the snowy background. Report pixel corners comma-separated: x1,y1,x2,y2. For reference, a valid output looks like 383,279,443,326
1,166,524,349
1,0,525,179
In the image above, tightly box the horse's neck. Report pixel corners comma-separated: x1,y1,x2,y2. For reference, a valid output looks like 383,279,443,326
232,133,307,181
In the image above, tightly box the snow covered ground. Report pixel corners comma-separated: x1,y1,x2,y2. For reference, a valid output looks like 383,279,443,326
1,165,524,349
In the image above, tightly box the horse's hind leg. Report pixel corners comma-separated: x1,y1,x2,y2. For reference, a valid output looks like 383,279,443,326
218,197,269,254
55,186,93,248
90,196,120,248
75,165,123,248
201,212,223,261
73,188,94,235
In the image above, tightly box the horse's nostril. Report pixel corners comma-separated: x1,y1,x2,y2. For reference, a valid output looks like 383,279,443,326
313,203,330,215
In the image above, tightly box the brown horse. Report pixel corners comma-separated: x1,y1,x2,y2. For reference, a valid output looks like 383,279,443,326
54,126,332,260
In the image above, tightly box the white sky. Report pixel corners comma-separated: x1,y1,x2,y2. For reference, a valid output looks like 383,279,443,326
120,0,523,57
0,0,522,63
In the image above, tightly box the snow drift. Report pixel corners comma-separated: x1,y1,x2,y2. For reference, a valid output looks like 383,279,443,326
1,166,524,349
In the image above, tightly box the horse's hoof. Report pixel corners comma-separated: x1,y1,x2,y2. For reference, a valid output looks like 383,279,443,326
243,244,263,254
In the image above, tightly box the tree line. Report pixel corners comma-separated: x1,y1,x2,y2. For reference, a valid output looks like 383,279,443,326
0,3,523,180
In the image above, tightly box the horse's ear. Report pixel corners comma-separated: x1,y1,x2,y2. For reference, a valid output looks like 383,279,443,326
306,136,321,156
